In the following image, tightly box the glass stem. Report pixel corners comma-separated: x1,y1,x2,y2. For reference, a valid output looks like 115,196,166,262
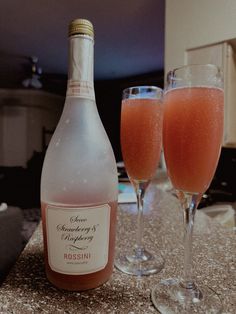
132,180,149,257
178,191,201,289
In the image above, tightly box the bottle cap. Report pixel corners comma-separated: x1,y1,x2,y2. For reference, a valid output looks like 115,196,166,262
69,19,94,38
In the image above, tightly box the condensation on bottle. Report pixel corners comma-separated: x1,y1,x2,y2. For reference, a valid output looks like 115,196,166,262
40,18,118,291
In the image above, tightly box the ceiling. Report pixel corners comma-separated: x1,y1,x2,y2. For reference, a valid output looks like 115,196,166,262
0,0,165,82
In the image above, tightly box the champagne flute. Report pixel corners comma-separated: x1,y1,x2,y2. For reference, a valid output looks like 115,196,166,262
115,86,164,276
151,64,224,312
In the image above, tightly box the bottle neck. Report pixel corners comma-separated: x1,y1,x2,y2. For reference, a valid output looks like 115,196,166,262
66,34,95,100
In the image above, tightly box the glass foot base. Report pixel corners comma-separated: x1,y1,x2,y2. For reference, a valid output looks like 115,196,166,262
115,249,164,276
151,278,222,313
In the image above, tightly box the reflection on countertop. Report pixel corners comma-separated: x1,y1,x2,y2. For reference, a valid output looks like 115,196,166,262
0,185,235,313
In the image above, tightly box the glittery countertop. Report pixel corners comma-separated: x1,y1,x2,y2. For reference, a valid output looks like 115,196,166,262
0,185,235,313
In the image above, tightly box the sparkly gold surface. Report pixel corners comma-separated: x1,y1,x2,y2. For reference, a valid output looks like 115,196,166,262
0,185,235,313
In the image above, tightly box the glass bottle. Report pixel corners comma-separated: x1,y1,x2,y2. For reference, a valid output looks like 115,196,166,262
40,18,118,291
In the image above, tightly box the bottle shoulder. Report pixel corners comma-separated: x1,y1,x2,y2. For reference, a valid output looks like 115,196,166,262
41,97,118,203
48,98,110,149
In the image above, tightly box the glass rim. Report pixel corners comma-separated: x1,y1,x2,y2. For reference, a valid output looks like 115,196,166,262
122,85,163,100
165,63,223,91
167,63,222,80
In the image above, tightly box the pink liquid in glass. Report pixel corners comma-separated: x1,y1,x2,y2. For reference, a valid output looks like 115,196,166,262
121,98,163,181
163,86,224,194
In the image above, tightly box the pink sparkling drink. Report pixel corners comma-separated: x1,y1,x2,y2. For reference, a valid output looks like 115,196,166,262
163,86,224,194
121,98,163,181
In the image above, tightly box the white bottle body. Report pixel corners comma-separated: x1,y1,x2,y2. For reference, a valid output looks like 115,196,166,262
41,96,118,206
40,25,118,291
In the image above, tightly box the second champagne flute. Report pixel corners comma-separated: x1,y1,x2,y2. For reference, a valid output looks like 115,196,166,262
115,86,164,276
151,64,224,313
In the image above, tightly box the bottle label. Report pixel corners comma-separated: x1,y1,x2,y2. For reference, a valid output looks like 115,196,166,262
66,80,95,100
46,204,110,275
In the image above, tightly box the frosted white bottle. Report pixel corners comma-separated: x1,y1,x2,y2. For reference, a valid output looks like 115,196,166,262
40,19,118,291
